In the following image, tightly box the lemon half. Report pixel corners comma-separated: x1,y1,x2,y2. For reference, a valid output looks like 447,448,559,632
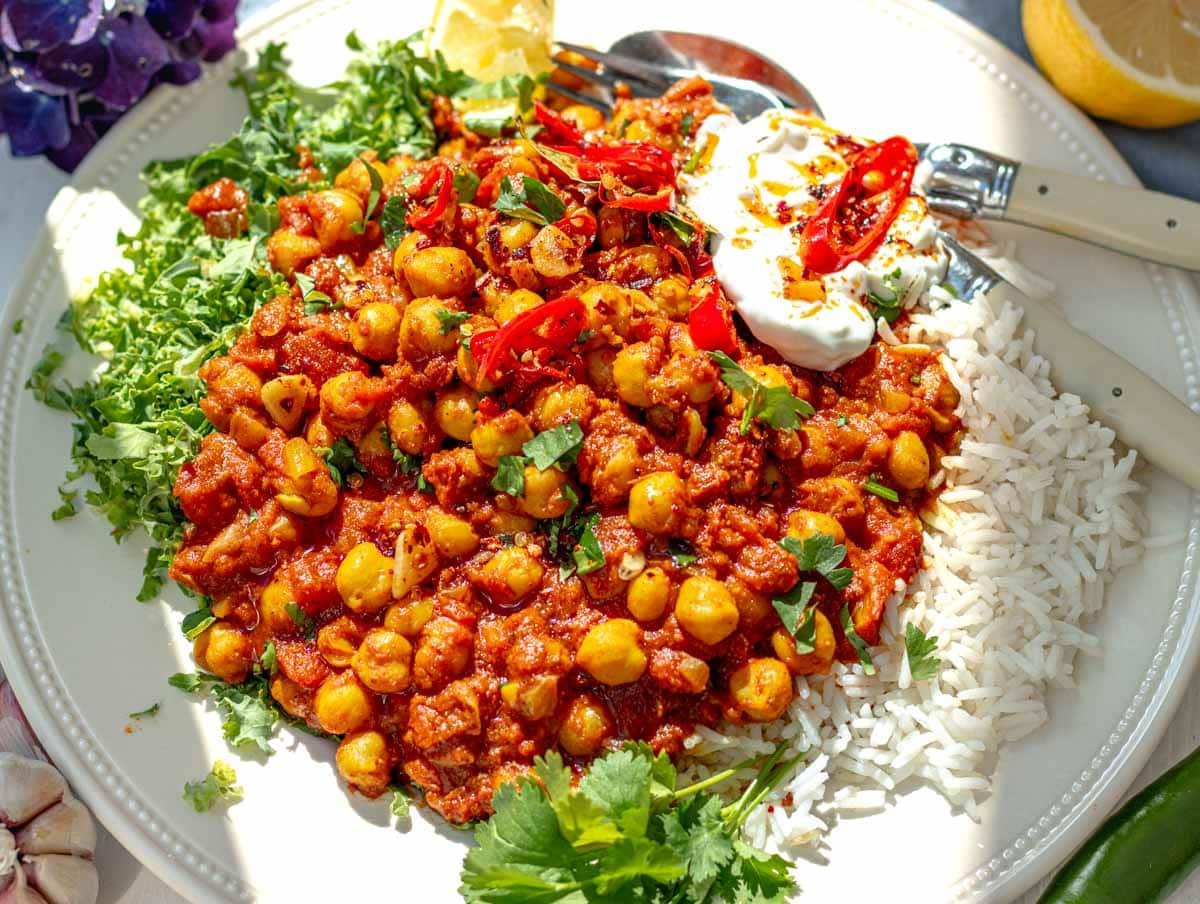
428,0,555,82
1023,0,1200,128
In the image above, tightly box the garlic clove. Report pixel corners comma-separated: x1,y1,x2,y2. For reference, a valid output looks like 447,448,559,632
0,828,14,890
0,868,49,904
14,798,95,859
22,856,98,904
0,756,65,827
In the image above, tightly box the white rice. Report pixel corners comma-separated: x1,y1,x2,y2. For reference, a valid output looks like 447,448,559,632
678,242,1148,852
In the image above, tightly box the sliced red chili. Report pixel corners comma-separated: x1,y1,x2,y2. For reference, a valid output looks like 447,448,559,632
688,279,738,354
406,160,455,231
542,140,677,212
469,296,587,382
533,101,585,145
799,136,917,275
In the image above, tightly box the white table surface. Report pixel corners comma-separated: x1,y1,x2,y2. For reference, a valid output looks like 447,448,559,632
2,121,1199,904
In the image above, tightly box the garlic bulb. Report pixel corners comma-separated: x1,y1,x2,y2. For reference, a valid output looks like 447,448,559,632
0,755,97,904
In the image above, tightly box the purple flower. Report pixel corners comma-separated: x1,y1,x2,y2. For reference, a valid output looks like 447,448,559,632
179,11,236,62
154,58,203,87
202,0,239,21
27,37,107,92
93,14,170,110
145,0,198,42
44,116,97,169
0,0,102,54
0,82,70,154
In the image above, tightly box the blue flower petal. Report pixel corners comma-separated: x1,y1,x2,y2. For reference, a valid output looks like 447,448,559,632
93,14,170,110
1,0,102,53
0,83,71,155
146,0,198,41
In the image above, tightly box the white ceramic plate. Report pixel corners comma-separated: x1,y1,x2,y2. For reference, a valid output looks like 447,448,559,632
1,0,1198,901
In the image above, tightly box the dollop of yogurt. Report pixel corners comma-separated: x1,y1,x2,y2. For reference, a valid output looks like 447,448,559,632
680,111,947,371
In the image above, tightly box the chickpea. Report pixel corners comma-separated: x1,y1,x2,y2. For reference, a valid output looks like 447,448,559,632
383,598,435,637
888,430,930,490
356,421,391,460
519,465,571,519
335,730,390,797
313,671,373,735
728,579,774,628
386,398,432,455
626,567,671,621
622,119,654,142
424,507,480,558
470,411,534,467
260,579,300,636
489,510,537,535
391,231,425,277
319,371,377,427
351,628,413,693
558,694,614,757
579,283,633,337
228,408,271,451
628,471,687,536
475,546,544,606
270,674,313,721
532,383,596,432
530,224,581,278
412,617,473,691
500,675,558,720
310,189,364,250
576,619,647,685
612,342,657,407
402,246,476,298
401,297,461,357
260,374,315,432
333,157,391,203
193,621,252,684
590,435,640,505
561,103,605,131
317,617,366,668
651,274,691,319
771,611,836,675
267,230,321,278
585,347,617,394
499,219,538,250
786,509,846,545
305,413,334,449
493,288,543,325
729,658,793,722
351,302,402,361
434,386,479,441
879,387,911,413
675,576,740,645
336,542,395,614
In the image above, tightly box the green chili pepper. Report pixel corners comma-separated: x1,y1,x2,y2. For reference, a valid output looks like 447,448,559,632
1039,744,1200,903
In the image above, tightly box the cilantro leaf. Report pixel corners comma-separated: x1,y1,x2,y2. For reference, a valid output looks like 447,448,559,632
317,437,362,487
129,703,160,719
360,162,384,233
295,271,334,314
522,421,583,471
494,175,566,226
840,604,876,676
668,539,698,567
778,533,852,589
436,308,471,335
454,168,481,204
380,195,410,251
867,267,905,323
254,640,277,677
285,602,316,637
905,623,941,681
570,514,605,576
653,209,697,244
180,605,216,640
390,784,412,821
183,760,242,813
578,746,653,836
771,581,816,653
710,351,814,434
492,455,527,496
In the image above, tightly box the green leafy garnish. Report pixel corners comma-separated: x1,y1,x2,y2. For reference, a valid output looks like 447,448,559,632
570,514,605,576
778,533,853,590
180,605,215,640
380,195,410,250
169,671,280,755
460,743,802,903
904,624,941,681
254,640,277,677
679,112,694,136
710,351,814,435
317,437,362,487
491,455,527,497
436,308,471,334
494,174,566,226
129,703,161,719
654,209,697,244
771,581,817,654
453,168,481,204
183,760,243,813
522,420,583,470
12,319,24,335
668,539,698,567
867,267,905,323
839,604,876,675
390,784,412,821
351,162,383,234
285,602,316,637
864,477,900,503
295,271,335,314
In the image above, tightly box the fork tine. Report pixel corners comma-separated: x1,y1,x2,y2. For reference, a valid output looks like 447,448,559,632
556,41,676,92
553,59,623,93
546,82,612,114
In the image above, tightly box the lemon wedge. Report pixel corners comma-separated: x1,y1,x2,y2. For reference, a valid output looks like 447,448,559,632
427,0,555,82
1022,0,1200,127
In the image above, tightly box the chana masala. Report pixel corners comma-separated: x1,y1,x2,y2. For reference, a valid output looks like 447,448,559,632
169,79,963,824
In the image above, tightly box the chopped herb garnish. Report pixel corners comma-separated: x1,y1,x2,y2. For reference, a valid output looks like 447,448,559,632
710,351,814,434
12,319,23,335
778,533,853,590
317,437,362,487
682,140,706,174
183,760,242,812
654,209,697,244
254,640,277,677
380,195,410,251
491,455,527,496
668,539,699,567
351,162,383,234
771,581,817,653
494,174,565,226
940,281,959,298
910,373,923,386
389,784,412,821
169,670,281,754
436,308,471,334
522,421,583,471
867,267,905,323
129,703,161,719
679,112,694,136
285,602,316,637
295,271,335,314
904,624,941,681
864,478,900,503
571,514,605,575
839,604,876,675
181,605,216,640
453,168,481,204
836,415,848,428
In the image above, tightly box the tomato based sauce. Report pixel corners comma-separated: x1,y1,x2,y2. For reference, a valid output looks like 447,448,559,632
169,81,962,824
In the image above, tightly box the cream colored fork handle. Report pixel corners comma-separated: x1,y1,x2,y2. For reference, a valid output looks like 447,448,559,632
984,282,1200,489
1006,165,1200,271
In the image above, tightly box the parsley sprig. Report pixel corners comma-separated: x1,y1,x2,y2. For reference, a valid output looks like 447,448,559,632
904,623,942,681
489,421,584,497
183,760,242,813
773,532,854,655
710,351,814,435
460,742,804,902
